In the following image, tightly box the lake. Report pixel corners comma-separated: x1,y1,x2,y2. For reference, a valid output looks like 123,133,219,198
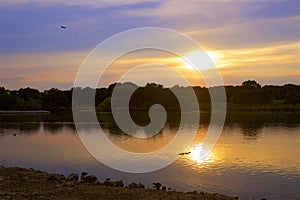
0,111,299,199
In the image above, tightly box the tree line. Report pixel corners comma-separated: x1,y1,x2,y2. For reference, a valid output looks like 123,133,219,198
0,80,299,111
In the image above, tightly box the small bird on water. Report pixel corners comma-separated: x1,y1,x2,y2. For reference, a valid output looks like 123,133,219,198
60,25,66,29
178,151,191,155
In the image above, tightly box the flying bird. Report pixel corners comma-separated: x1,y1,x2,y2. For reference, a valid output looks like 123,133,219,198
60,26,66,29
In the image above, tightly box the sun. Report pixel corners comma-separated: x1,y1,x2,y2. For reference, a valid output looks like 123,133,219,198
178,50,226,70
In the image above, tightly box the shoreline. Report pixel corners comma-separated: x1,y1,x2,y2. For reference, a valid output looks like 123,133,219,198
1,105,300,115
0,166,236,200
0,110,51,114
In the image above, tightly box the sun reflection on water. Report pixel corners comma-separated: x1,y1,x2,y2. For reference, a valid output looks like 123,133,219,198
188,144,213,164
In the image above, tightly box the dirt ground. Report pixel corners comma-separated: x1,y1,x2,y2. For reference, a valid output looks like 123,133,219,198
0,166,237,200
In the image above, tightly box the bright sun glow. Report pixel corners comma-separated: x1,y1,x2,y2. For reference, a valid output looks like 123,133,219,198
178,50,226,70
189,144,212,164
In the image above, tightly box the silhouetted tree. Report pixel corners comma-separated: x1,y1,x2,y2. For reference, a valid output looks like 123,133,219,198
0,80,299,111
18,87,40,101
0,93,20,110
97,97,111,111
42,88,69,110
242,80,261,88
285,90,300,105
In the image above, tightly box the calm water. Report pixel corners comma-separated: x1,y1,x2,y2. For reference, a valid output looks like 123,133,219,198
0,111,299,199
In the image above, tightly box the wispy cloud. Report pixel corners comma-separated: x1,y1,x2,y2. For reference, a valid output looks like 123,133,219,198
1,0,161,8
186,15,300,49
1,0,299,88
2,41,299,90
124,0,299,23
0,51,86,89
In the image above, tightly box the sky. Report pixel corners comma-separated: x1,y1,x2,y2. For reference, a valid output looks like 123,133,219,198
0,0,299,90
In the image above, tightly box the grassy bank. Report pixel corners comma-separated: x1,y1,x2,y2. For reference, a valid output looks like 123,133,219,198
0,166,236,200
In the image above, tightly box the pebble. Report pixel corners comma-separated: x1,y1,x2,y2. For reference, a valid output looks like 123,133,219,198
47,174,66,182
67,173,78,182
153,182,162,190
128,182,138,188
81,175,97,184
115,180,124,187
137,183,145,188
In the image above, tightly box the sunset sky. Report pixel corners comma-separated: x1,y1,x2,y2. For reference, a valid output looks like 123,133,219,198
1,0,299,90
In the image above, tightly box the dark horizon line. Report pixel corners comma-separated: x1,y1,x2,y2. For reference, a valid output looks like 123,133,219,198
1,80,300,92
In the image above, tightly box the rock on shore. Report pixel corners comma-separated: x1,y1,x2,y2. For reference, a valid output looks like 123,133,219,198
0,166,237,200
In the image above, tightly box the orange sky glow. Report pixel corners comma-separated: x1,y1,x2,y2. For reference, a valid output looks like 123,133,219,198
1,1,299,90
